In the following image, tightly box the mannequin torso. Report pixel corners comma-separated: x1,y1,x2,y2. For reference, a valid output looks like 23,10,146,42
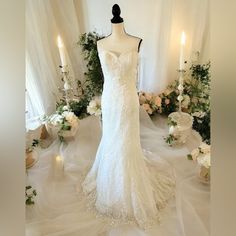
97,22,142,55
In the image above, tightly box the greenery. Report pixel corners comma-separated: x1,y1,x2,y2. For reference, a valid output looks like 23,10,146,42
25,185,37,205
140,62,211,144
43,106,79,142
56,32,105,119
167,117,177,127
164,134,178,146
78,32,105,96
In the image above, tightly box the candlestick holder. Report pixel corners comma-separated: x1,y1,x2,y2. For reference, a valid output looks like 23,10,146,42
59,65,73,108
165,68,193,146
177,69,186,113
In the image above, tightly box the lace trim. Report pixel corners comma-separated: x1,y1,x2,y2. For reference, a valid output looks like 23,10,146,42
76,161,175,230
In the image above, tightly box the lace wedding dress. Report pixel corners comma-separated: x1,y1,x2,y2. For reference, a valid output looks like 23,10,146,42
82,48,175,228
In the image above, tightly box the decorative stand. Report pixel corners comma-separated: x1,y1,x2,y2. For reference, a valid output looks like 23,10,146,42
177,69,185,112
60,65,73,108
167,69,193,145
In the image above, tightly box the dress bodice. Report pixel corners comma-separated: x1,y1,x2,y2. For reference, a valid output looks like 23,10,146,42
98,49,139,87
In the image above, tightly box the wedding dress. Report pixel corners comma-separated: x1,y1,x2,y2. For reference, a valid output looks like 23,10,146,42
82,48,175,228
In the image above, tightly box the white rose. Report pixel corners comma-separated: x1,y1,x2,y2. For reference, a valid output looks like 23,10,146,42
191,148,200,161
63,105,69,111
192,111,206,118
49,114,63,125
169,126,176,135
64,112,76,121
199,142,210,154
197,153,210,168
87,106,94,115
89,100,97,108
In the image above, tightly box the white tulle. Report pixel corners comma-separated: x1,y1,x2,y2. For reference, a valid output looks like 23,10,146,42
81,49,175,228
25,51,209,236
26,110,209,236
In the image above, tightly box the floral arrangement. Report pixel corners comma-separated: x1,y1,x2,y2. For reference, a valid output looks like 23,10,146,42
87,97,102,116
187,142,211,182
138,62,210,143
164,117,178,146
139,91,163,115
25,185,37,205
44,106,79,141
164,113,193,146
56,32,104,119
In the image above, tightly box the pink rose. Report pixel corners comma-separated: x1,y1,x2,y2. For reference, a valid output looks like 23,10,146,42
145,93,152,101
155,96,162,107
165,98,170,105
142,103,153,114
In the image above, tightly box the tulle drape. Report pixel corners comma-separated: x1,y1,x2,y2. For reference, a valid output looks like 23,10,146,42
26,108,209,236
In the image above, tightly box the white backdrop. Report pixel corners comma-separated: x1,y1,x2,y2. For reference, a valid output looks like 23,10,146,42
26,0,209,122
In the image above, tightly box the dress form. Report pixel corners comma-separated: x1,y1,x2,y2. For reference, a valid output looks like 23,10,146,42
97,4,142,55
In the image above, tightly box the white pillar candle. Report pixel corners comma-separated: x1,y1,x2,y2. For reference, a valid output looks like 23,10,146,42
57,35,67,72
179,31,186,70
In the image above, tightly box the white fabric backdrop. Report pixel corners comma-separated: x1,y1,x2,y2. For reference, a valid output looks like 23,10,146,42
26,0,209,122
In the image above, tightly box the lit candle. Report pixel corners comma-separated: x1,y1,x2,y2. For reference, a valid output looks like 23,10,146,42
57,35,67,71
179,31,186,70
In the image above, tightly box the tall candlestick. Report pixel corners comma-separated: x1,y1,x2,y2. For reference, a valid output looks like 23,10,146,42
57,35,67,72
179,31,186,70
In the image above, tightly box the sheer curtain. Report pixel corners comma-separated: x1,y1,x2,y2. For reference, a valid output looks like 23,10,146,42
75,0,209,92
26,0,209,123
26,0,84,125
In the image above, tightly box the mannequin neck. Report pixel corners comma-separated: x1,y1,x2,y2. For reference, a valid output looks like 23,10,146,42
110,22,127,40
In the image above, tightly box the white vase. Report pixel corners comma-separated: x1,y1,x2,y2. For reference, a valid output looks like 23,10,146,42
168,112,193,144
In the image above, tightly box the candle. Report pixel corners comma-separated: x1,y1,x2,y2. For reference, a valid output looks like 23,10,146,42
179,31,186,70
57,35,67,71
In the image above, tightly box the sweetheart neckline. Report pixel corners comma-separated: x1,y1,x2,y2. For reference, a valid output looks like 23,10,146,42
98,49,138,59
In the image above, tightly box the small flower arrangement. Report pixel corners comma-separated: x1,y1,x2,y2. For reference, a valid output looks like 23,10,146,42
44,106,79,141
25,185,37,205
187,142,211,183
164,113,193,146
87,97,102,116
164,117,178,146
138,91,162,115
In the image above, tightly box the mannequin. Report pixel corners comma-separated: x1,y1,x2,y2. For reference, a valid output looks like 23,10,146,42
97,4,142,55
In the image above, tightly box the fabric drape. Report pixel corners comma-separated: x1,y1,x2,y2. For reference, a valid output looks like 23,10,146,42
26,0,209,122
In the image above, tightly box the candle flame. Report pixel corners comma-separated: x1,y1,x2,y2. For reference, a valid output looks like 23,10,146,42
56,155,62,161
57,36,63,48
181,31,186,45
